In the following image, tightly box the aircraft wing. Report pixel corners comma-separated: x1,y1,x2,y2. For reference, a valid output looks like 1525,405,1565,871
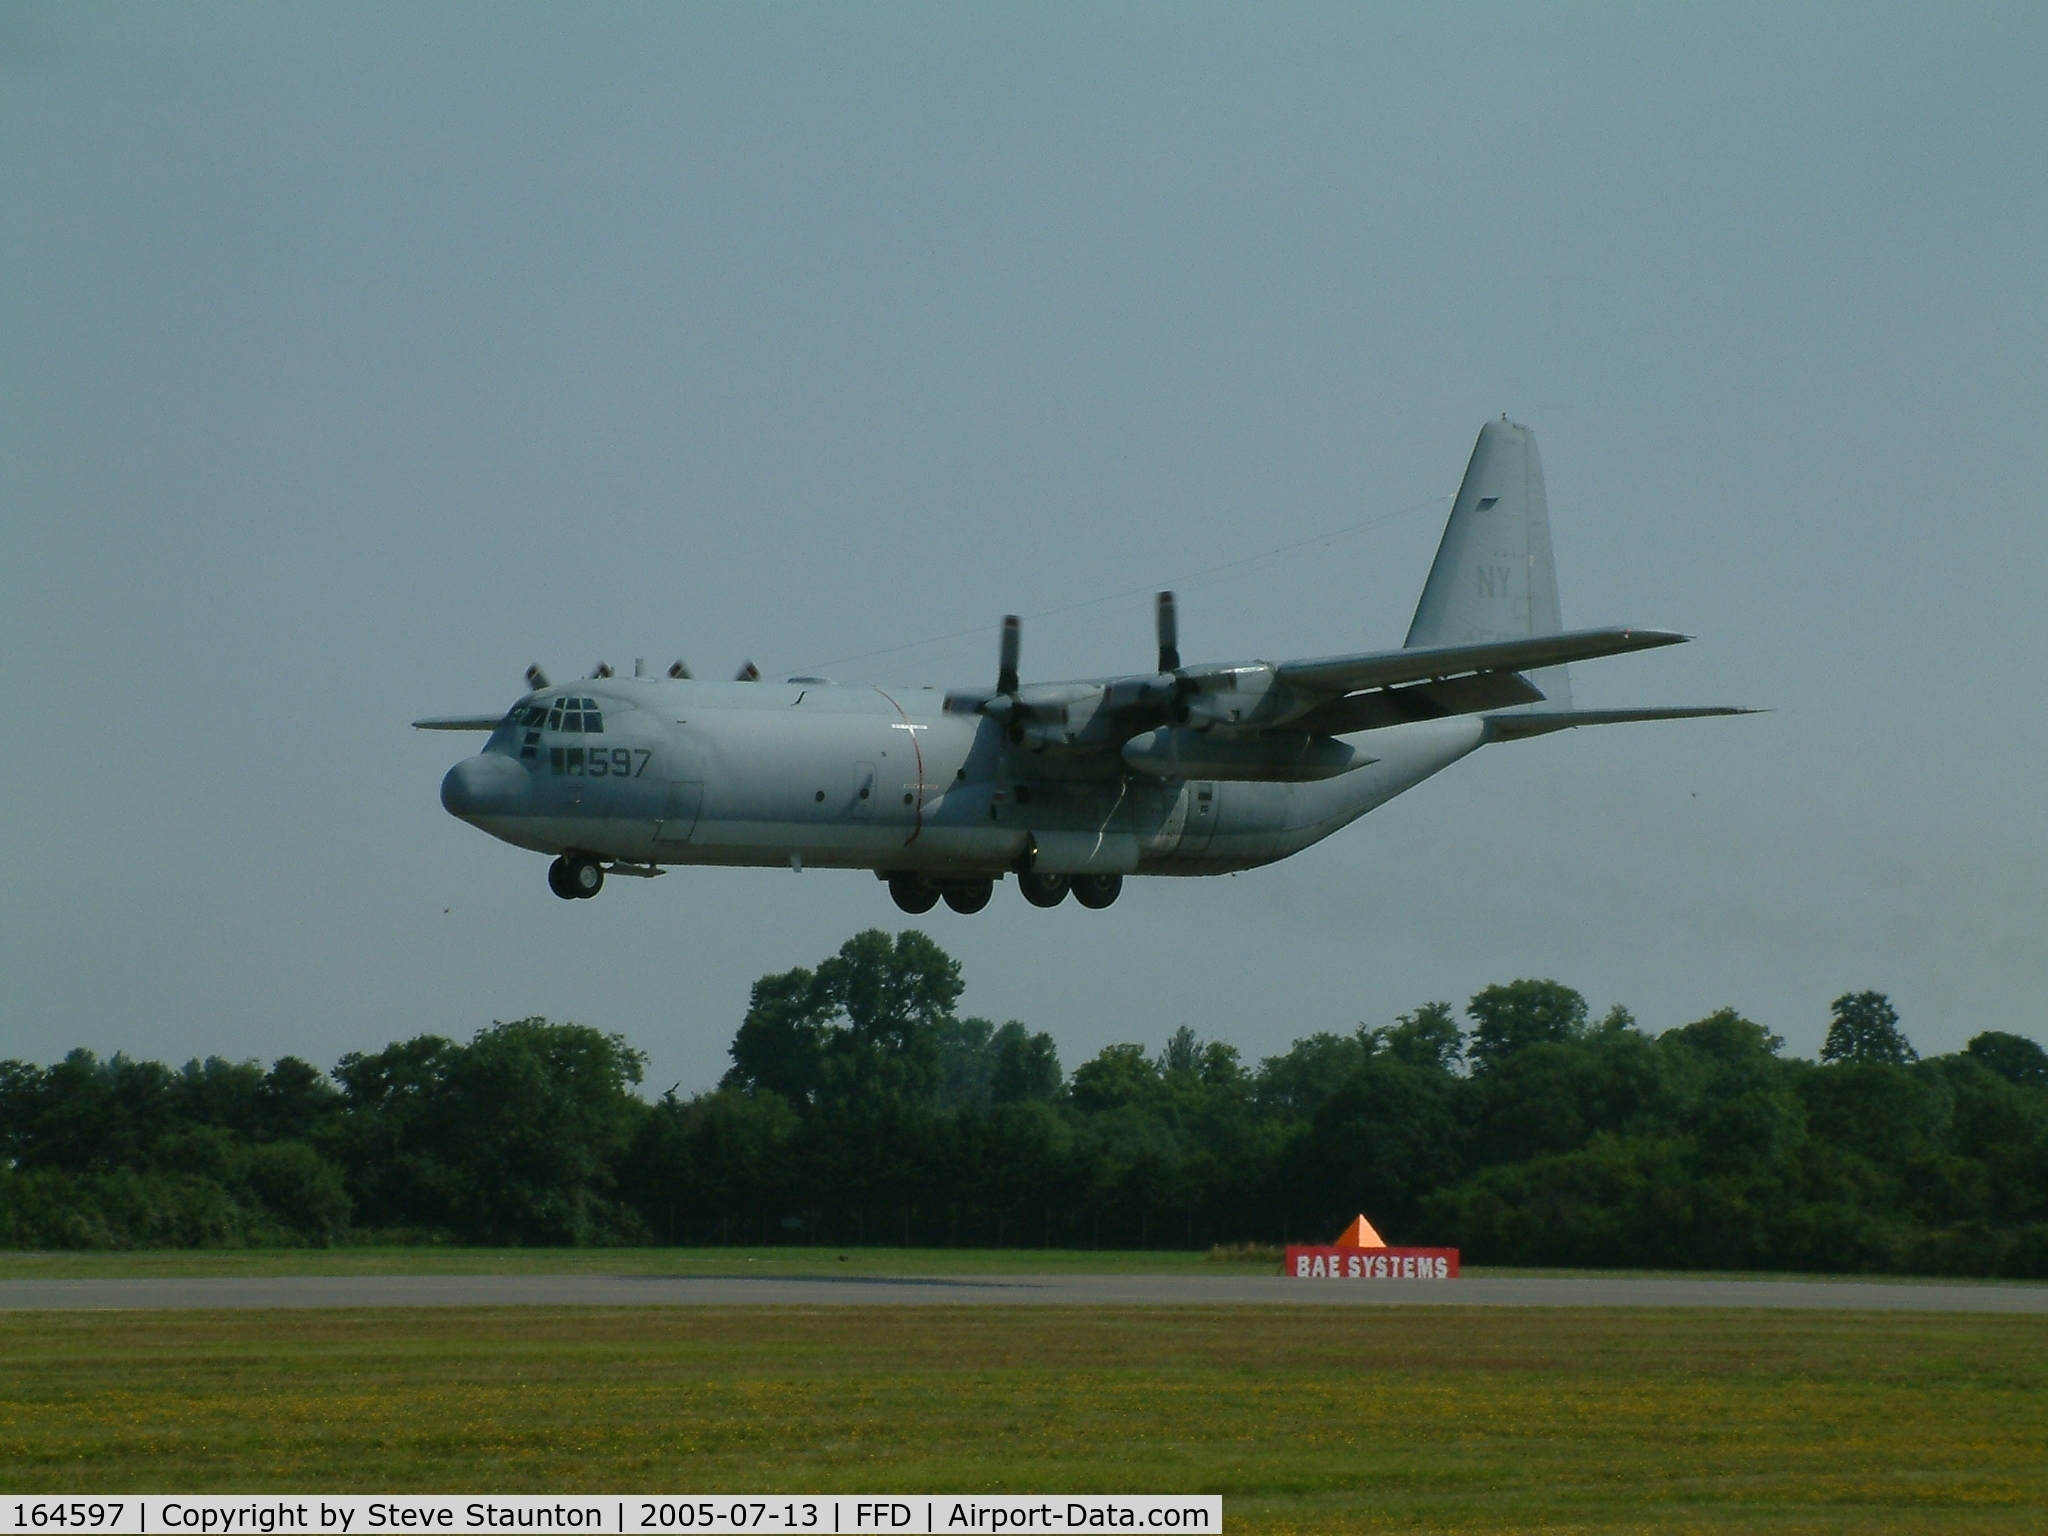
1265,626,1686,697
412,714,505,731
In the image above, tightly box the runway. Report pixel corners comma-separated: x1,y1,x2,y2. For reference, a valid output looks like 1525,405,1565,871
3,1271,2045,1312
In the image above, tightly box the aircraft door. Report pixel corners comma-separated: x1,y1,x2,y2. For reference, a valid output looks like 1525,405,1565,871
652,731,711,847
653,781,704,846
1179,781,1222,855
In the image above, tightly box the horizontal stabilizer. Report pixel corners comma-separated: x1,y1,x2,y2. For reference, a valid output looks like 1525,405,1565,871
1484,706,1760,742
411,715,504,731
1273,626,1686,698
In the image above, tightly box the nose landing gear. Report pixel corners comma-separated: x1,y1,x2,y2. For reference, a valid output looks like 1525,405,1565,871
548,855,604,900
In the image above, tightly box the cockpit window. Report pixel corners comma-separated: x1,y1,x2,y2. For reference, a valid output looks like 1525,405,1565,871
484,713,521,755
535,696,604,734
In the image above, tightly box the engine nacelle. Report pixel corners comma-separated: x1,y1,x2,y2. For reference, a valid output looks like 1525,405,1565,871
1120,730,1371,782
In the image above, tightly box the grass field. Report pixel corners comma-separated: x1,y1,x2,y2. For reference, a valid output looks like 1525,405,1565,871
0,1246,1244,1280
2,1305,2044,1533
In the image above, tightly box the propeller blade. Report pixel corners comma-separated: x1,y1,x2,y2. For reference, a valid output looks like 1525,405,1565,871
668,660,693,679
590,662,614,679
735,660,760,682
997,615,1021,696
525,664,551,691
1157,591,1180,673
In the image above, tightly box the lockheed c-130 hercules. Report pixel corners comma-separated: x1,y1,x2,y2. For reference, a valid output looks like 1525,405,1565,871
420,419,1750,913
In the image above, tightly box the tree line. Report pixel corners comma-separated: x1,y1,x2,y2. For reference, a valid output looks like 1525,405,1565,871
5,929,2047,1276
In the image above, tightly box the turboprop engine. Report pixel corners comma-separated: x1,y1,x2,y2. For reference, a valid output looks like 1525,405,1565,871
1120,729,1371,782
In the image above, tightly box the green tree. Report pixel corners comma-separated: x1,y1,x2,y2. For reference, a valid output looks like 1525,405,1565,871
724,930,965,1110
1292,1054,1461,1235
816,929,964,1047
1662,1008,1785,1069
335,1020,647,1243
1466,980,1589,1070
1822,992,1916,1066
724,967,833,1104
989,1022,1062,1105
934,1016,997,1110
1373,1002,1464,1072
1965,1031,2048,1089
1255,1031,1374,1117
1070,1044,1161,1113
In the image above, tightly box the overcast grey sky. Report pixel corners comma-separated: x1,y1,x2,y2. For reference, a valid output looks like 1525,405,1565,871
4,3,2044,1094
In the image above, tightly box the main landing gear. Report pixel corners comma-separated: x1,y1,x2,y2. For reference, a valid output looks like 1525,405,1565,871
548,855,604,900
887,874,996,914
887,874,940,914
1019,871,1068,907
1070,873,1122,909
885,870,1122,913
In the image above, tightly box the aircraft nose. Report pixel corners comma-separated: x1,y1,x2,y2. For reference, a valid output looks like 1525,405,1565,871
441,753,531,820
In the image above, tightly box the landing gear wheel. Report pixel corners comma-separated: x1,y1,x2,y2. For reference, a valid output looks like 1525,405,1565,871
547,857,577,900
942,879,994,914
1019,871,1069,908
888,874,940,914
563,855,604,899
1071,873,1122,909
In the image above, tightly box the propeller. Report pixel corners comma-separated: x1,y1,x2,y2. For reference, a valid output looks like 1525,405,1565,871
735,660,760,682
590,662,614,679
1156,591,1179,673
997,614,1021,696
668,660,692,679
525,664,550,691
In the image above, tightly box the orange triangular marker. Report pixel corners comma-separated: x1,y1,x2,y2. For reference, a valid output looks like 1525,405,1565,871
1333,1215,1386,1248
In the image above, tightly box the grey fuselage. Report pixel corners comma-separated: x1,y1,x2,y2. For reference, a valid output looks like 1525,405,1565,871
439,676,1484,880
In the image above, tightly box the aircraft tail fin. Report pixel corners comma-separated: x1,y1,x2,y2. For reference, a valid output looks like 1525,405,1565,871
1406,418,1571,710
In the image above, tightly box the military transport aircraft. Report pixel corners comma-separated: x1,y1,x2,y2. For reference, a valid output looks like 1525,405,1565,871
419,419,1749,913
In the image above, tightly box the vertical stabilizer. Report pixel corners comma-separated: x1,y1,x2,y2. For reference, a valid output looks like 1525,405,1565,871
1405,418,1571,710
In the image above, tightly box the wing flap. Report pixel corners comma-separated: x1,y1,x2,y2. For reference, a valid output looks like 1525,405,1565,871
1484,706,1760,742
1271,627,1686,697
1295,670,1545,735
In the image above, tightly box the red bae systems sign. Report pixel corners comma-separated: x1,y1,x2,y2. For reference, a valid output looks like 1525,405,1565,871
1285,1247,1459,1279
1286,1214,1460,1280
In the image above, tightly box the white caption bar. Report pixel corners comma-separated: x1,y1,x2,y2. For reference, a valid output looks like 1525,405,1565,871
2,1500,1220,1536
